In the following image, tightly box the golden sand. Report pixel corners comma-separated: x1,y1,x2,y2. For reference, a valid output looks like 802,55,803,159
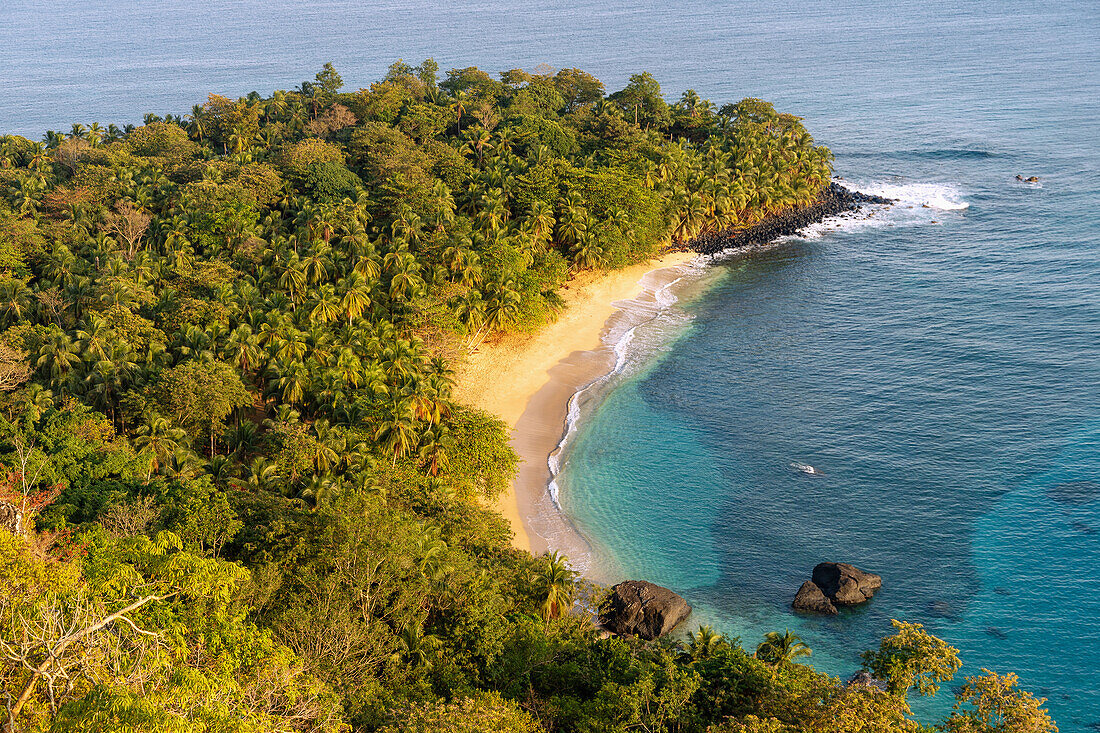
453,251,698,552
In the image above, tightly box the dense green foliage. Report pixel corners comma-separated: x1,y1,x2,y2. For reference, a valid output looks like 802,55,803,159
0,62,1054,732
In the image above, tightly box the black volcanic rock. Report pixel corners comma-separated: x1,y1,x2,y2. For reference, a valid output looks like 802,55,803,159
812,562,882,605
682,183,894,256
847,670,888,691
793,562,882,614
793,580,837,614
600,580,692,640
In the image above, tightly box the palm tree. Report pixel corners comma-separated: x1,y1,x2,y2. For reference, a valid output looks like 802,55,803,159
412,522,450,580
204,454,238,485
337,274,371,325
687,625,727,661
297,475,340,510
162,447,203,481
134,417,187,480
36,329,81,387
242,457,280,493
309,283,341,324
756,630,812,667
417,426,449,476
42,130,64,149
266,90,289,122
0,280,31,327
272,361,309,405
449,91,469,132
534,551,576,621
85,122,105,147
224,325,261,373
526,200,556,244
395,623,442,669
75,314,112,362
375,399,418,467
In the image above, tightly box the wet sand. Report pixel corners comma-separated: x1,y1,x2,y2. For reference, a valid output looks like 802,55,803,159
454,251,697,552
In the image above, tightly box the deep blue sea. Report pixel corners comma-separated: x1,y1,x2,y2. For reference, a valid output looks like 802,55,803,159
3,0,1098,728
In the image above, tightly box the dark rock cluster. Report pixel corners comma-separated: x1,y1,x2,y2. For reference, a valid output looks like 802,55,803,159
599,580,692,640
683,183,894,256
847,670,888,692
792,562,882,615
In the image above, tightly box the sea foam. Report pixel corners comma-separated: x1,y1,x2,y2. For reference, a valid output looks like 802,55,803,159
546,266,699,510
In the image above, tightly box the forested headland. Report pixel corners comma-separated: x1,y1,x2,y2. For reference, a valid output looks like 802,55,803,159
0,61,1054,732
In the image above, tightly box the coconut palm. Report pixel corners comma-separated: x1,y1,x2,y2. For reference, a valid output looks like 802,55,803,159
756,630,812,667
309,284,341,324
688,625,729,661
242,457,280,493
534,551,576,621
395,623,442,669
337,274,371,325
134,417,187,480
36,329,81,387
375,399,418,467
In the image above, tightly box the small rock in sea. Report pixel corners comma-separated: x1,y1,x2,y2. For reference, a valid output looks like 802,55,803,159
1016,174,1024,181
847,671,887,691
794,580,837,615
1026,176,1040,182
600,580,692,640
931,220,940,224
793,562,881,614
985,627,1009,640
922,203,932,208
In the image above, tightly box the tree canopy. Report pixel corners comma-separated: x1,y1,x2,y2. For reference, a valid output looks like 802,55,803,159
0,60,1053,733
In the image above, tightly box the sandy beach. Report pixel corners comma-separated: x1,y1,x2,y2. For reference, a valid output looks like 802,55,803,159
454,250,698,553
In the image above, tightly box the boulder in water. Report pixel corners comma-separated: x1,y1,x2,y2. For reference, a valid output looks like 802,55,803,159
793,580,837,614
812,562,882,605
600,580,692,640
847,670,888,691
793,562,881,614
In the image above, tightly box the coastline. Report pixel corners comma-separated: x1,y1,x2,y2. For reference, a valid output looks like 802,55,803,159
454,250,698,553
455,184,892,556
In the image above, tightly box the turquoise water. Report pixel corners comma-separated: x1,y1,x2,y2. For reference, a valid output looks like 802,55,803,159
3,0,1098,728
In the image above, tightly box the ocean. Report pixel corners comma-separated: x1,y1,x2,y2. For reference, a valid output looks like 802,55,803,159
3,0,1098,728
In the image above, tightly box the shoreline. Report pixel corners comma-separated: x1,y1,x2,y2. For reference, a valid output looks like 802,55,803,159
454,250,698,553
455,184,891,557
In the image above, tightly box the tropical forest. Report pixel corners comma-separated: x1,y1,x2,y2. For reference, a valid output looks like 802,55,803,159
0,61,1054,732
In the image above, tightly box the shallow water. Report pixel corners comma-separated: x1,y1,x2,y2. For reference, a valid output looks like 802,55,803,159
3,0,1098,728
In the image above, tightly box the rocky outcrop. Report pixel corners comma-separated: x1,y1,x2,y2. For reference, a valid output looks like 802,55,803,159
600,580,692,640
847,670,888,691
792,562,881,614
793,580,837,615
683,183,894,256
